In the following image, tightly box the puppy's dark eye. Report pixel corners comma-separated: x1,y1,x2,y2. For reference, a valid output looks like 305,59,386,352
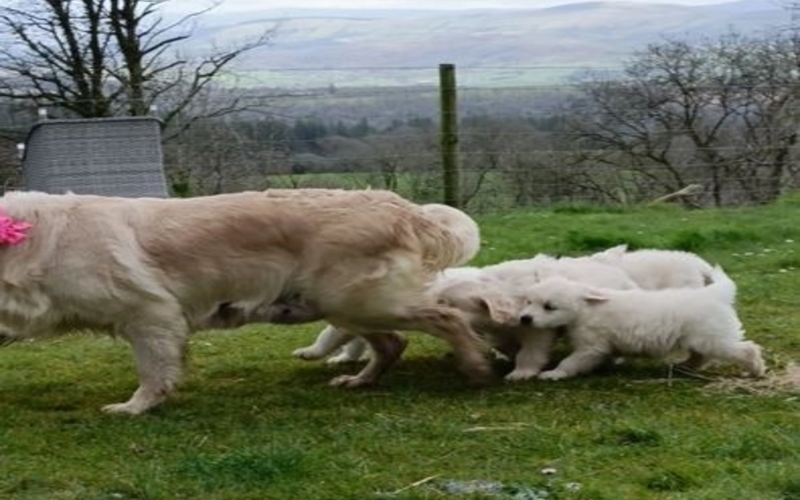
543,301,556,312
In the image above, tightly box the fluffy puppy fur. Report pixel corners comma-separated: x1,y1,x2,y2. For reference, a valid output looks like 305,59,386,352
517,266,765,380
589,244,714,289
0,189,491,415
477,253,640,380
483,253,639,291
292,203,486,365
293,251,639,382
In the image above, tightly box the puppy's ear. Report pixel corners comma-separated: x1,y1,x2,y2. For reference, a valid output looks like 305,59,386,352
582,290,608,304
594,244,627,259
609,243,628,253
473,295,516,324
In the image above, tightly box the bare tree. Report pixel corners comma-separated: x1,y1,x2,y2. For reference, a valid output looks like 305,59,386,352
568,32,799,207
0,0,274,134
163,118,290,195
362,126,436,194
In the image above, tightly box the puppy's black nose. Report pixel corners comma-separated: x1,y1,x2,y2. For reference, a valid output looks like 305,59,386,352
520,314,533,326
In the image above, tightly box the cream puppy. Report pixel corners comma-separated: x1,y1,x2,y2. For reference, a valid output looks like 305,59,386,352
590,244,714,289
484,253,639,291
517,265,765,380
293,253,640,381
478,253,640,380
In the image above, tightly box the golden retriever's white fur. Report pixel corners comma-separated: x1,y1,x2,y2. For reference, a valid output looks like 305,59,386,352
0,189,491,414
517,266,765,380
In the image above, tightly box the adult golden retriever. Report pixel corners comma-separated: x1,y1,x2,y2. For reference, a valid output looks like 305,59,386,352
0,189,490,414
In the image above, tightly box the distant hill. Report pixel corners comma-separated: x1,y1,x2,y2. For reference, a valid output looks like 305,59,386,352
182,0,788,87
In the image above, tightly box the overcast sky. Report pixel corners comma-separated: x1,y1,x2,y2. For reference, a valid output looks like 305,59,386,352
163,0,739,13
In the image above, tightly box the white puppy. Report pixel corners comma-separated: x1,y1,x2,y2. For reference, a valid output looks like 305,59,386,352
517,265,765,380
590,244,714,289
478,253,640,380
484,253,639,291
293,251,640,381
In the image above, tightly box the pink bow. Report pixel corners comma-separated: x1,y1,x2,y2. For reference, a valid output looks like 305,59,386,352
0,209,32,245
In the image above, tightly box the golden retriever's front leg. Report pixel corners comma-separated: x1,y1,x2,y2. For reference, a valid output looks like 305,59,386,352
102,314,188,415
409,306,492,385
329,331,407,388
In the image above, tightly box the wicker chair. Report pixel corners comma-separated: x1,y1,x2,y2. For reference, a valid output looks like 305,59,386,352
21,116,169,197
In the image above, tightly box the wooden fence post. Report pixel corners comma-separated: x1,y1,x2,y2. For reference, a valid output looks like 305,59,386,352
439,63,461,208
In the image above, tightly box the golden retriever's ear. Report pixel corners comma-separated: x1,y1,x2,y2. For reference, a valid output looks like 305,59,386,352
473,295,515,324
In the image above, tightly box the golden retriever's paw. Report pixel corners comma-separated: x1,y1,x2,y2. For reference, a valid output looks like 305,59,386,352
328,374,373,388
504,368,541,382
464,361,494,386
292,346,325,361
538,369,570,381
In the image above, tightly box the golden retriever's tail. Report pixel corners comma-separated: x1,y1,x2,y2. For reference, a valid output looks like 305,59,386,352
419,203,481,268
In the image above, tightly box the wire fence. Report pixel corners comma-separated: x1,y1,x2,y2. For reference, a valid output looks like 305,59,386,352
1,65,798,212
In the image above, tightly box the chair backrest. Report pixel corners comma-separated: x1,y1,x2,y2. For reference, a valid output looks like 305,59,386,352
21,116,169,197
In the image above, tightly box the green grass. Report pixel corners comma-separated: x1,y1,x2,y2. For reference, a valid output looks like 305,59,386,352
1,195,799,500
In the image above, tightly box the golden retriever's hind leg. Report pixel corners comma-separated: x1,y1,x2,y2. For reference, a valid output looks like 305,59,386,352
103,316,188,415
329,331,406,388
407,306,492,385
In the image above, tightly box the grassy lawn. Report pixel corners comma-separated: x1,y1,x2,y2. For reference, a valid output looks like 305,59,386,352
1,195,798,500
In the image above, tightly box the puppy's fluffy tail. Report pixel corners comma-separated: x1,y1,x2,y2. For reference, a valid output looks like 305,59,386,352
697,260,716,286
419,203,481,267
707,265,737,305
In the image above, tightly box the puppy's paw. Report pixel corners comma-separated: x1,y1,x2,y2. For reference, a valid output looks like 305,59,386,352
292,347,324,361
328,374,374,388
504,368,541,382
101,402,146,415
326,353,362,365
538,369,570,381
